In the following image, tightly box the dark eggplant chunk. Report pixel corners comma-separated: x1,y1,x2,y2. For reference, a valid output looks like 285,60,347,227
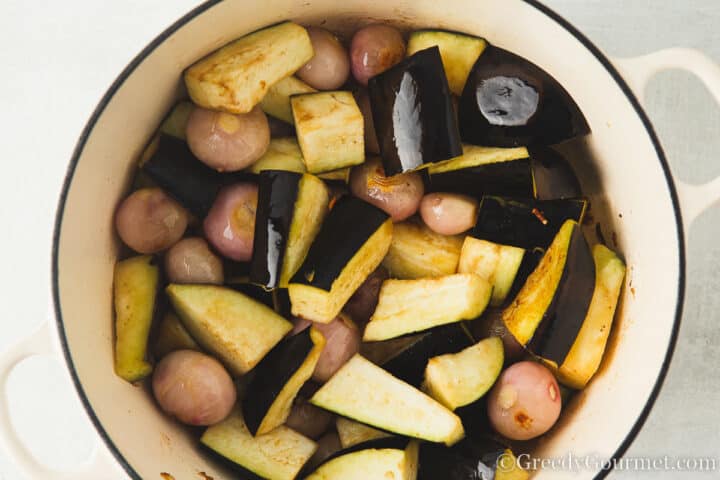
227,282,275,309
375,323,474,387
529,145,582,200
368,46,462,175
471,196,587,250
242,328,325,435
249,171,301,289
503,221,596,365
418,437,528,480
459,44,590,147
141,133,251,217
429,157,533,198
289,197,393,323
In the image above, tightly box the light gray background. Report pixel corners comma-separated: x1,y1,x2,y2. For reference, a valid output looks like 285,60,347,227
0,0,718,478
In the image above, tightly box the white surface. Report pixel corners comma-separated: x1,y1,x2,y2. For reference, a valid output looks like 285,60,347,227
0,1,718,479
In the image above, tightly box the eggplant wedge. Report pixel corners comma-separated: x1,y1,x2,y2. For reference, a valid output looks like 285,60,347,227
418,438,528,480
336,417,392,448
369,46,462,175
458,237,526,306
141,133,246,217
306,447,413,480
502,220,596,365
289,197,393,323
471,196,587,250
185,21,314,114
424,337,504,410
152,312,199,359
310,355,465,445
368,323,474,388
159,101,193,140
291,91,365,174
364,274,492,342
114,255,159,382
382,220,464,279
459,43,590,147
555,244,626,388
529,145,582,200
243,328,326,435
260,75,317,124
248,137,307,175
166,284,292,375
250,171,329,289
407,30,487,96
201,409,317,480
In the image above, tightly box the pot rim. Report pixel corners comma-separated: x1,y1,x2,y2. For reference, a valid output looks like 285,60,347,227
50,1,686,479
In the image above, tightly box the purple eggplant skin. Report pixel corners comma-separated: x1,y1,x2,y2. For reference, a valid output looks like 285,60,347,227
368,46,463,175
529,146,582,200
459,45,590,148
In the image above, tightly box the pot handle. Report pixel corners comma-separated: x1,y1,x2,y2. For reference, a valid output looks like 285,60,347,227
615,48,720,230
0,320,124,479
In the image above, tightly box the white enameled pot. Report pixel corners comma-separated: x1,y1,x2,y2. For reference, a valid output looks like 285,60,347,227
2,1,720,479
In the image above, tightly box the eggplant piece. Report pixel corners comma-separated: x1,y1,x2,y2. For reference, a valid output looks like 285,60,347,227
247,137,306,175
185,21,314,114
471,196,587,250
152,312,199,359
243,328,325,435
503,220,596,365
273,288,293,318
201,409,317,480
407,30,487,96
369,46,463,175
159,101,193,140
426,145,532,198
458,237,526,306
335,417,392,448
371,323,474,388
529,145,582,200
310,355,464,445
289,197,393,323
306,446,413,480
425,337,504,410
260,76,316,124
113,255,159,382
418,438,528,480
228,281,275,309
382,220,464,279
291,91,365,174
141,133,249,217
315,436,411,467
249,171,329,289
459,44,590,147
364,274,492,341
166,284,292,375
555,244,626,388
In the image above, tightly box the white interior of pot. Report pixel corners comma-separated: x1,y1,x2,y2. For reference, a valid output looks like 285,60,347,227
55,0,681,478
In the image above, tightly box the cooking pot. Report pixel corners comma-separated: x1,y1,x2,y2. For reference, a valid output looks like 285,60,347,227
2,0,720,478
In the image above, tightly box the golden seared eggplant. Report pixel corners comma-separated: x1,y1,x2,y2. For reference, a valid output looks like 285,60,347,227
152,312,199,359
260,76,317,124
306,442,417,480
335,417,392,448
201,409,317,480
364,274,492,342
243,328,326,435
406,30,487,96
458,237,526,306
382,220,464,279
472,196,587,250
555,244,626,388
459,43,589,147
310,355,464,445
113,255,159,382
249,170,329,289
247,137,307,174
166,284,292,375
289,197,393,323
185,21,314,114
503,220,596,366
368,46,462,175
291,91,365,174
424,337,504,411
